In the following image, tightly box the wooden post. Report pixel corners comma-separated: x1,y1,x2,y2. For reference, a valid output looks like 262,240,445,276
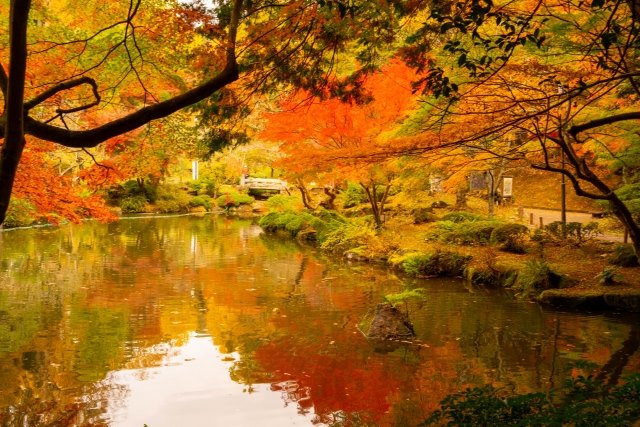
624,228,629,244
539,217,544,228
529,213,534,225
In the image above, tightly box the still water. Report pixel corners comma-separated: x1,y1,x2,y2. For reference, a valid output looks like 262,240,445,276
0,215,638,426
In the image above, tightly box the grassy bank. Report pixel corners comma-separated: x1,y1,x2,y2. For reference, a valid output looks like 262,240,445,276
257,194,640,312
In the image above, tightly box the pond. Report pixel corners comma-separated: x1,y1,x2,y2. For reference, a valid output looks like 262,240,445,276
0,215,639,426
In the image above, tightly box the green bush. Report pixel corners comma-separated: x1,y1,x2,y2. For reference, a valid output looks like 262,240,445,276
609,244,639,267
189,195,212,210
440,211,485,223
265,195,304,212
216,192,254,208
401,251,472,277
152,184,191,213
123,179,158,202
341,182,368,208
536,221,601,246
431,220,499,245
4,198,37,227
319,219,377,253
490,223,529,253
422,374,640,427
120,195,148,213
155,199,189,213
596,266,621,286
189,178,219,196
259,211,321,236
514,259,564,296
259,209,346,244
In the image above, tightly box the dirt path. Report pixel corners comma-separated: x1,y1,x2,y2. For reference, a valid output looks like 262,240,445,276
520,207,626,243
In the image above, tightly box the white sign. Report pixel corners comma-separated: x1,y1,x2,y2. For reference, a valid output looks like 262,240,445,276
502,177,513,197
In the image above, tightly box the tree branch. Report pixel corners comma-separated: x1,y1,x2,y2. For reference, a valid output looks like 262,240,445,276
12,0,242,149
569,111,640,138
24,76,100,111
530,164,609,200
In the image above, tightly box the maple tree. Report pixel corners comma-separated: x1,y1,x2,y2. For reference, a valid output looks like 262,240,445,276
0,0,426,225
261,60,418,227
388,0,640,252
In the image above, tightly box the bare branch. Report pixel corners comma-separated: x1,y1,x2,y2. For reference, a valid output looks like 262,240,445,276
531,163,608,200
25,76,100,111
14,0,242,148
569,111,640,137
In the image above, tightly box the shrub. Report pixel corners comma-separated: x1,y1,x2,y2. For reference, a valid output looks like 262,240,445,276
341,182,368,208
123,179,158,202
422,374,640,427
514,259,564,296
490,223,529,253
265,195,304,212
4,198,37,227
440,211,484,223
189,195,212,210
153,185,191,213
401,251,472,277
536,221,601,246
412,207,437,224
216,192,254,208
259,210,335,240
609,244,638,267
597,266,621,286
120,195,148,213
320,219,378,254
431,220,499,245
155,198,190,213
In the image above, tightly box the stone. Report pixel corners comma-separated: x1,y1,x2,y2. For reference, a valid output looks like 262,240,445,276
365,303,416,340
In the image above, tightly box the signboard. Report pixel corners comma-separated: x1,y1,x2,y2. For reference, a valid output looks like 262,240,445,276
429,175,443,193
502,177,513,197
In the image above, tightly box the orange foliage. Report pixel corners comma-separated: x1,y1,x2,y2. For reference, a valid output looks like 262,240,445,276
261,60,418,183
9,139,115,223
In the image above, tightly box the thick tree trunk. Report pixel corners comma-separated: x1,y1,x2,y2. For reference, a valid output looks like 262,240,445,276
361,181,391,229
296,180,316,210
0,0,30,225
608,195,640,255
321,186,337,210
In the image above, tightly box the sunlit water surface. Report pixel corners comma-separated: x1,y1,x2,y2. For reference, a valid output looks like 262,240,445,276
0,215,638,426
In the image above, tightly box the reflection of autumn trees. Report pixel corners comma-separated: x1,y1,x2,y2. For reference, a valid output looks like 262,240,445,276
1,217,639,425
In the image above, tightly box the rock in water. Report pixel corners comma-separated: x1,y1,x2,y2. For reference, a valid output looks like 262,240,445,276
366,303,416,340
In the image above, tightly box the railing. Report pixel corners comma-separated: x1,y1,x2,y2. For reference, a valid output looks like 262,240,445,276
240,176,288,191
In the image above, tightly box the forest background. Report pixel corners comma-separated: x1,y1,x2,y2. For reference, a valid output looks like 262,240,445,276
1,0,640,257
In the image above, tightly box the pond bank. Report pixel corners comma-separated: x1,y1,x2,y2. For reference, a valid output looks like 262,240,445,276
257,209,640,313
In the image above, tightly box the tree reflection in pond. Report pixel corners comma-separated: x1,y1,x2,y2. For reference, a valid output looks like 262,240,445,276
0,215,638,426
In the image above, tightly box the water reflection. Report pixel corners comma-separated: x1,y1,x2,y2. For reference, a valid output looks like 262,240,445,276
0,215,638,426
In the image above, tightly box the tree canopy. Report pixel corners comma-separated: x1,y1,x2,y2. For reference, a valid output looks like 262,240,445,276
3,0,640,252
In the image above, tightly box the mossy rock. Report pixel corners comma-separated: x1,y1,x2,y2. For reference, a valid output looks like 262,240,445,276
401,251,472,277
468,268,518,288
537,290,607,310
360,303,415,340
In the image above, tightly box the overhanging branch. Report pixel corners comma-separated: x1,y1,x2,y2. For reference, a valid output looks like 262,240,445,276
569,111,640,137
531,163,609,200
24,76,100,111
